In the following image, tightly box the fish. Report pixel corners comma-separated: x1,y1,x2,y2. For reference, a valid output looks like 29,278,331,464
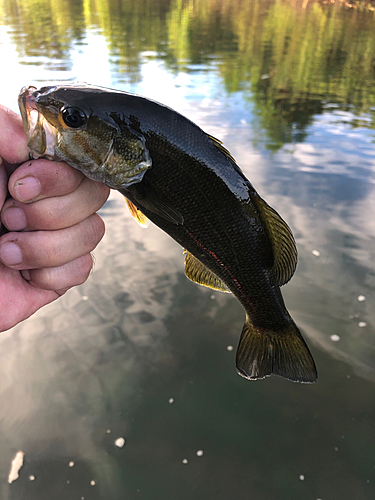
18,83,317,383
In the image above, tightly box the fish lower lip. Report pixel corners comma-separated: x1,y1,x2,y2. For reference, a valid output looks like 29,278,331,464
18,86,38,139
18,85,57,159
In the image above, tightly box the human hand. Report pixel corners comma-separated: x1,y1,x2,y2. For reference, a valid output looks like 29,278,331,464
0,104,110,332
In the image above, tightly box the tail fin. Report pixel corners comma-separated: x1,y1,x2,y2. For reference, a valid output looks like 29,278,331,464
236,318,317,383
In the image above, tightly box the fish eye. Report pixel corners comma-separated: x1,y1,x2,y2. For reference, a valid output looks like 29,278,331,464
62,107,87,128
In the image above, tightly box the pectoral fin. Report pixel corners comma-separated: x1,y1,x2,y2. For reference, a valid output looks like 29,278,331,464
124,198,150,228
124,183,184,225
184,250,231,293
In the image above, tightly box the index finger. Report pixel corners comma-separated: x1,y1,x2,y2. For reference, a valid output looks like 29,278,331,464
0,105,29,167
8,159,85,203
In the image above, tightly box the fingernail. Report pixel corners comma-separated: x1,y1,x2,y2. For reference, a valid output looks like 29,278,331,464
2,207,26,231
0,242,23,265
14,177,41,201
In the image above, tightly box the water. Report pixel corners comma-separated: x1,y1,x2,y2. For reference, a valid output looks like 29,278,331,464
0,0,375,498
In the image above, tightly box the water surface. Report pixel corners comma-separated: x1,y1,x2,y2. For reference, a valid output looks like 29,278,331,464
0,1,374,499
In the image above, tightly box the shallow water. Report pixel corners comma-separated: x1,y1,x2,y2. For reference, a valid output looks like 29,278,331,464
0,0,374,498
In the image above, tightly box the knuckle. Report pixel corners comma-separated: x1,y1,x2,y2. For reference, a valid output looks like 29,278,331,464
85,214,106,248
82,177,110,211
30,254,93,291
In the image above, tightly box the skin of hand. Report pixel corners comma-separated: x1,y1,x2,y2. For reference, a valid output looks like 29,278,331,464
0,104,110,332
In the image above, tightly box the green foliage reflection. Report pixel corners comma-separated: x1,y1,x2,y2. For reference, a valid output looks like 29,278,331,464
1,0,374,147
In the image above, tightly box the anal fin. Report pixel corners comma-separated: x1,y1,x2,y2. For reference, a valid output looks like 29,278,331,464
184,250,231,293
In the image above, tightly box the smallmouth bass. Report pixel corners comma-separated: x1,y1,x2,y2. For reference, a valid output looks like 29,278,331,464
18,84,317,383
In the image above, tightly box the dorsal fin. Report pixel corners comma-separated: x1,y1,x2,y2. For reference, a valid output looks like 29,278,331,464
124,197,150,228
207,134,238,166
254,197,297,287
184,250,231,293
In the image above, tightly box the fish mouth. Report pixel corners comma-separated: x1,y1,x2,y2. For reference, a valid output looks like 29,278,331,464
18,86,58,160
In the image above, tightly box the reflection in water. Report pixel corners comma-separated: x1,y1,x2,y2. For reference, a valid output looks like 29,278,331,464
0,0,375,499
1,0,375,136
0,192,186,498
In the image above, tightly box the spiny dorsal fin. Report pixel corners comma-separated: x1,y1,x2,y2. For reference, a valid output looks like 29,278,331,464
207,134,238,166
184,250,231,293
124,197,150,228
254,197,297,287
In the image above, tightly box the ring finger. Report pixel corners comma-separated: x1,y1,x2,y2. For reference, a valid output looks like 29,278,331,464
0,213,105,270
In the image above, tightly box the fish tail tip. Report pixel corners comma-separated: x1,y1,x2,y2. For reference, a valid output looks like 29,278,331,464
236,320,317,384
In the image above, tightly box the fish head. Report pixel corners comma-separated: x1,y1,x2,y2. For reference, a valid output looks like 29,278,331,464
18,84,152,188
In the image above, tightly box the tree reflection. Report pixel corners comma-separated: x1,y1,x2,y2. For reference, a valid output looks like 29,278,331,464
1,0,374,147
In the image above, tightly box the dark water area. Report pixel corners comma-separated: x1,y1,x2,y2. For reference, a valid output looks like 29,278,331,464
0,0,374,499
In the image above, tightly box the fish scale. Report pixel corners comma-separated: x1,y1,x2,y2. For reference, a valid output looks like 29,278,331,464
125,142,279,323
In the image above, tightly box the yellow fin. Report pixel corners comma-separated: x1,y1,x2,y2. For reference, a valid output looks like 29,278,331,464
124,197,150,228
255,197,297,287
184,250,231,293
